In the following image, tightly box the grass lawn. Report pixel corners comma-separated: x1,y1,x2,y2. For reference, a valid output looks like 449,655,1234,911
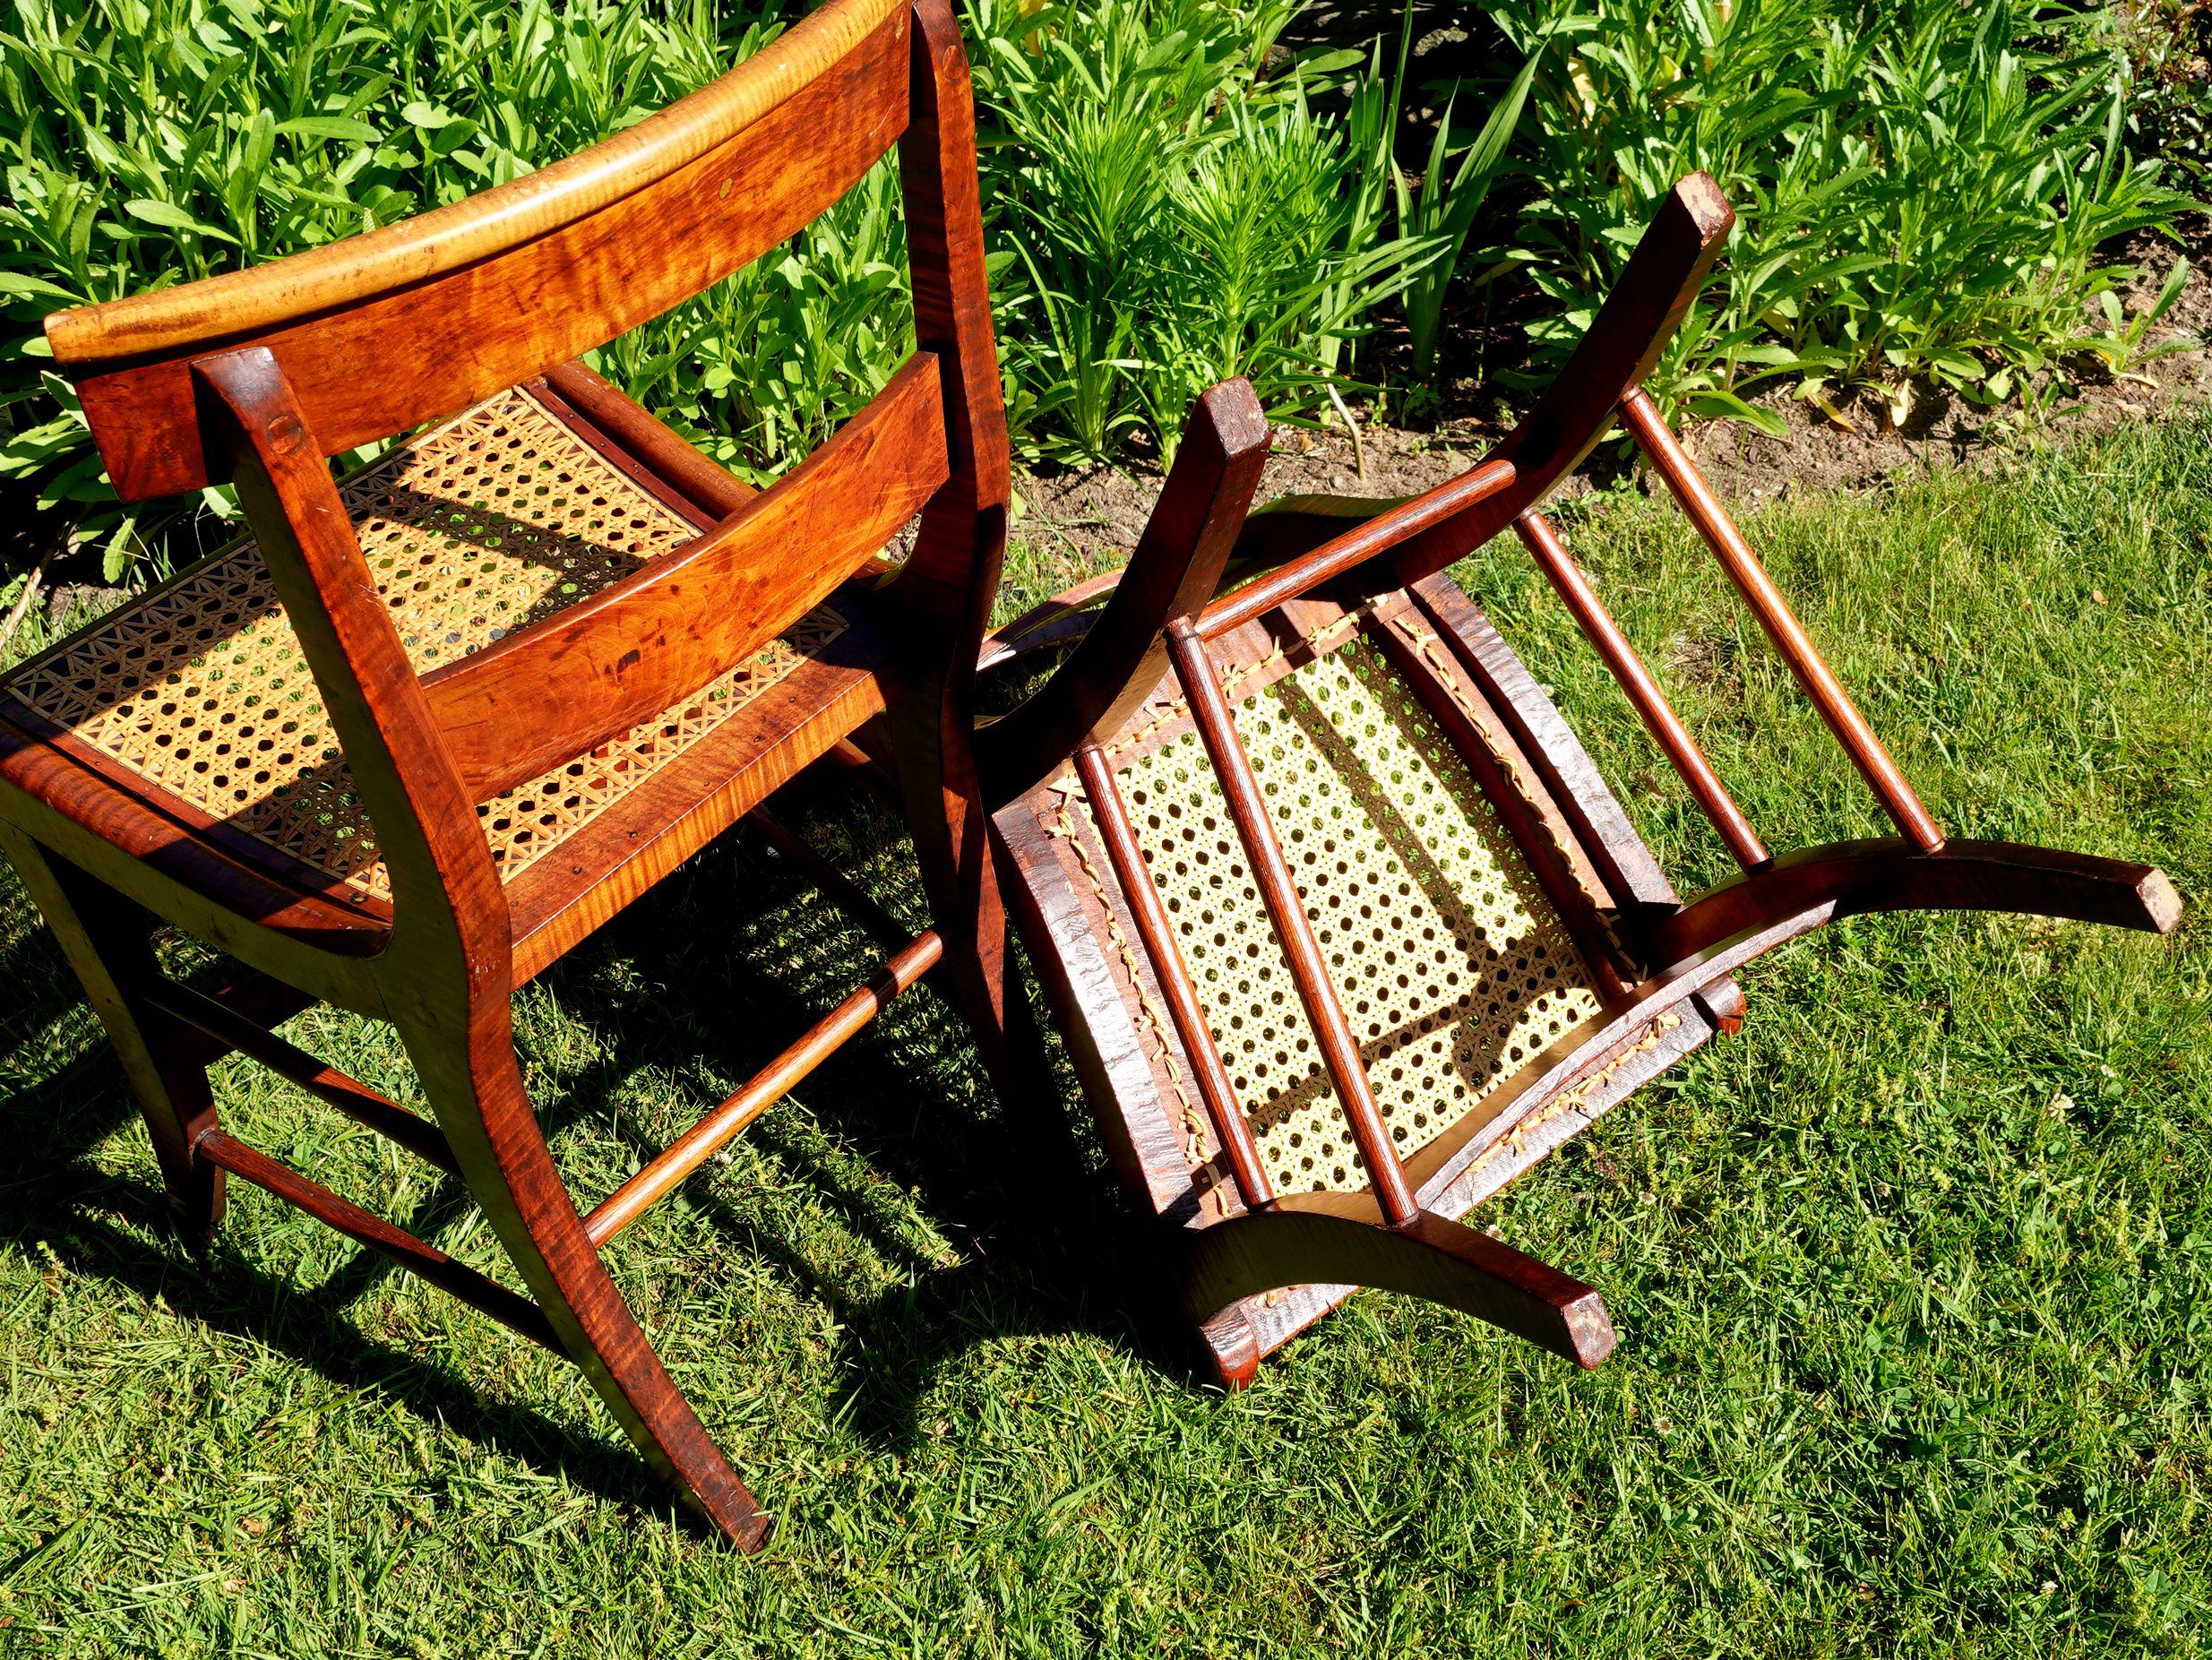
2,414,2208,1657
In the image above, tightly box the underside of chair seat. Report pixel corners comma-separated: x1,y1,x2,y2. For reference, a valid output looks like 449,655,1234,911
0,383,885,974
1095,620,1603,1196
994,579,1743,1381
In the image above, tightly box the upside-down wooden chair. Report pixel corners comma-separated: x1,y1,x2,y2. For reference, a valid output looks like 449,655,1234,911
0,0,1016,1549
976,174,2183,1386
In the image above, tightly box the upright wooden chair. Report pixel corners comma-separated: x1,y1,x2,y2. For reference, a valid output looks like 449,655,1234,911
1,0,1013,1549
977,175,2182,1385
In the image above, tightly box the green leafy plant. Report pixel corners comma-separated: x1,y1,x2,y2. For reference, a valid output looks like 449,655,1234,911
1486,0,2200,427
1380,11,1542,384
964,0,1437,461
0,0,794,575
599,157,916,485
2114,0,2212,188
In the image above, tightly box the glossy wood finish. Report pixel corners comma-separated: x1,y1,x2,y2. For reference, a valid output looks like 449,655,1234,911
540,359,760,521
1165,619,1423,1227
52,1,912,498
189,345,776,1547
425,352,945,797
1512,510,1769,872
143,976,461,1177
1195,458,1516,641
11,0,1020,1552
503,635,891,983
977,380,1270,807
1616,389,1946,854
875,0,1027,1113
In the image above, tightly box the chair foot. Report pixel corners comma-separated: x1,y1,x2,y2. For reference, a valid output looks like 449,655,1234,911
1649,837,2183,968
1178,1199,1617,1369
406,1024,775,1550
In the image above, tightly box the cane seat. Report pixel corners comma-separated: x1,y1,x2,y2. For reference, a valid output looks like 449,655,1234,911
1060,623,1605,1199
0,381,876,970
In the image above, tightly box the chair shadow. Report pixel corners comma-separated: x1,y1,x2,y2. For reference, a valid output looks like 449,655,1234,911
509,809,1192,1452
0,790,1191,1526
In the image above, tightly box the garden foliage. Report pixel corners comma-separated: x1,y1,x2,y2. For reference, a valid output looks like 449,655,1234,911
0,0,801,571
0,0,2200,580
1487,0,2199,430
963,0,1434,461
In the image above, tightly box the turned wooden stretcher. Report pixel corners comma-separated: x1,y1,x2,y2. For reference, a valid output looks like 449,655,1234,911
972,175,2182,1385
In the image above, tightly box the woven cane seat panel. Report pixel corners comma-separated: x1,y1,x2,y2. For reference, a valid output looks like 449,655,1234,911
1094,636,1602,1198
0,385,848,904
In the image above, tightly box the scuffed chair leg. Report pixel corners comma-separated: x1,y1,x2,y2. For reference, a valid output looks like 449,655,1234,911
1649,839,2184,969
0,824,225,1250
1179,1200,1616,1370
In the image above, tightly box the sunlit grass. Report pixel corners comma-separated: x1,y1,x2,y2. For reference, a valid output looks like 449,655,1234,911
3,415,2208,1655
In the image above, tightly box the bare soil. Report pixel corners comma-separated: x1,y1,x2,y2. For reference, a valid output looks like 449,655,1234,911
1011,220,2212,577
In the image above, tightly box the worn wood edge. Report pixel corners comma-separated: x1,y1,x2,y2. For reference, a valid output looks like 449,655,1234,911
990,794,1215,1225
1177,1200,1619,1368
990,795,1268,1384
1226,985,1720,1367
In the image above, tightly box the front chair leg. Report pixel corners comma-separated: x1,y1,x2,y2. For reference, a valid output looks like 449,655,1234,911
403,1019,773,1550
0,824,225,1249
1178,1199,1617,1369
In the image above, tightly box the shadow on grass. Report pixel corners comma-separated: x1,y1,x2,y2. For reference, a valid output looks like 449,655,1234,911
0,791,1194,1528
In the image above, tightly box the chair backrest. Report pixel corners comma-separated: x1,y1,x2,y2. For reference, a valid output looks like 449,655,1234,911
40,0,1008,861
50,0,919,500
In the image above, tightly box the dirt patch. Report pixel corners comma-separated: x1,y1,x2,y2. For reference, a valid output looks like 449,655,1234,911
1681,225,2212,503
1011,220,2212,575
1011,410,1540,589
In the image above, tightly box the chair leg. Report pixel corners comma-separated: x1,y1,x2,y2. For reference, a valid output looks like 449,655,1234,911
0,825,224,1249
400,1017,774,1550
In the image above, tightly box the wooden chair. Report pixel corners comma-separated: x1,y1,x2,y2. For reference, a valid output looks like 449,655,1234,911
0,0,1015,1549
977,175,2183,1386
